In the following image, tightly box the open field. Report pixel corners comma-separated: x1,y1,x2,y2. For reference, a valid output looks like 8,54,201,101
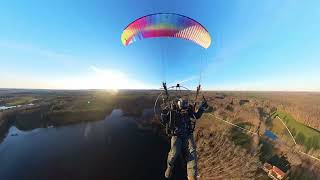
202,91,320,149
222,91,320,130
271,110,320,150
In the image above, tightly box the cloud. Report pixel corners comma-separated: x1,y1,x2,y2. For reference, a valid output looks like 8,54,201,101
0,41,76,65
0,74,55,89
206,77,320,92
49,65,155,90
0,41,157,90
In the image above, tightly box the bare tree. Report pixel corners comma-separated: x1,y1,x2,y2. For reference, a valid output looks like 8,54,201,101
195,128,261,180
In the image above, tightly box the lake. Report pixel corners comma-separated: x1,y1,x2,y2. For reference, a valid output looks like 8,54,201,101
0,105,17,111
0,109,186,180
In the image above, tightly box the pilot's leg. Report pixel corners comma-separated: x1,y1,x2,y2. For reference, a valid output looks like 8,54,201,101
165,136,182,179
186,134,197,180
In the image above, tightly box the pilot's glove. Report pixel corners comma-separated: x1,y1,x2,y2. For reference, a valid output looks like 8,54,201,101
200,100,208,110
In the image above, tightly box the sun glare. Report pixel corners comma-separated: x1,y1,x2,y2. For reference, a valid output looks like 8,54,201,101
50,66,149,90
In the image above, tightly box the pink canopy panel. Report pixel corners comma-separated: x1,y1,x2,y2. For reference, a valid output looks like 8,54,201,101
121,13,211,49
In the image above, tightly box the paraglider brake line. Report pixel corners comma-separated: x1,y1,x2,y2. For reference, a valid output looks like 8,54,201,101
275,115,320,162
275,116,297,145
274,116,320,162
207,113,258,136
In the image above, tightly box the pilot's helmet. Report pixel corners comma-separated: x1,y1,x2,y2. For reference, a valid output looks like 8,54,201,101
177,98,189,109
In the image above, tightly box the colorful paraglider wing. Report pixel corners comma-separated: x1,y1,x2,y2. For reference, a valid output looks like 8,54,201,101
121,13,211,49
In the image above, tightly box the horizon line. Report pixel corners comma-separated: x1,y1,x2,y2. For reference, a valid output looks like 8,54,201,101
0,88,319,93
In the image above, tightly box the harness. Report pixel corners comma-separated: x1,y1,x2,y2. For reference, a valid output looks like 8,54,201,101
155,83,201,137
161,104,196,137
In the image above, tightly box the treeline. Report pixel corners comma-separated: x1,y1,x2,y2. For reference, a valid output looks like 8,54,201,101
271,110,320,151
261,92,320,130
221,92,320,130
280,103,320,130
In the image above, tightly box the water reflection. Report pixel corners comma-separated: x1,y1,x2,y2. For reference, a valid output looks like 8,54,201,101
0,105,17,111
0,109,169,180
0,103,34,111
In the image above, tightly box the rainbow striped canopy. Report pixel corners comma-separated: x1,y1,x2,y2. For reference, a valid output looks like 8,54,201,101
121,13,211,49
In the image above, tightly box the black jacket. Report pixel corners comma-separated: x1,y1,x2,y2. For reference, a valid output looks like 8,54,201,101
161,102,207,136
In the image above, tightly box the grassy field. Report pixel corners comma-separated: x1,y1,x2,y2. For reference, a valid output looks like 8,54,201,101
221,91,320,130
271,110,320,150
5,96,37,106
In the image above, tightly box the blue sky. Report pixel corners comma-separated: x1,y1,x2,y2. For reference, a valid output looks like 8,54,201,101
0,0,319,91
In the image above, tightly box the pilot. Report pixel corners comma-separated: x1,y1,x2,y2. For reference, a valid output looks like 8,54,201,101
161,97,208,180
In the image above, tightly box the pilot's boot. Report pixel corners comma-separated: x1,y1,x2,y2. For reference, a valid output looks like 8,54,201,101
165,166,173,179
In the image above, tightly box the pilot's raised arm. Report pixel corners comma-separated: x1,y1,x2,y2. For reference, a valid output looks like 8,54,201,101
192,100,208,119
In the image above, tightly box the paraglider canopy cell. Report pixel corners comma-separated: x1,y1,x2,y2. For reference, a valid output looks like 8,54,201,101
121,13,211,49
